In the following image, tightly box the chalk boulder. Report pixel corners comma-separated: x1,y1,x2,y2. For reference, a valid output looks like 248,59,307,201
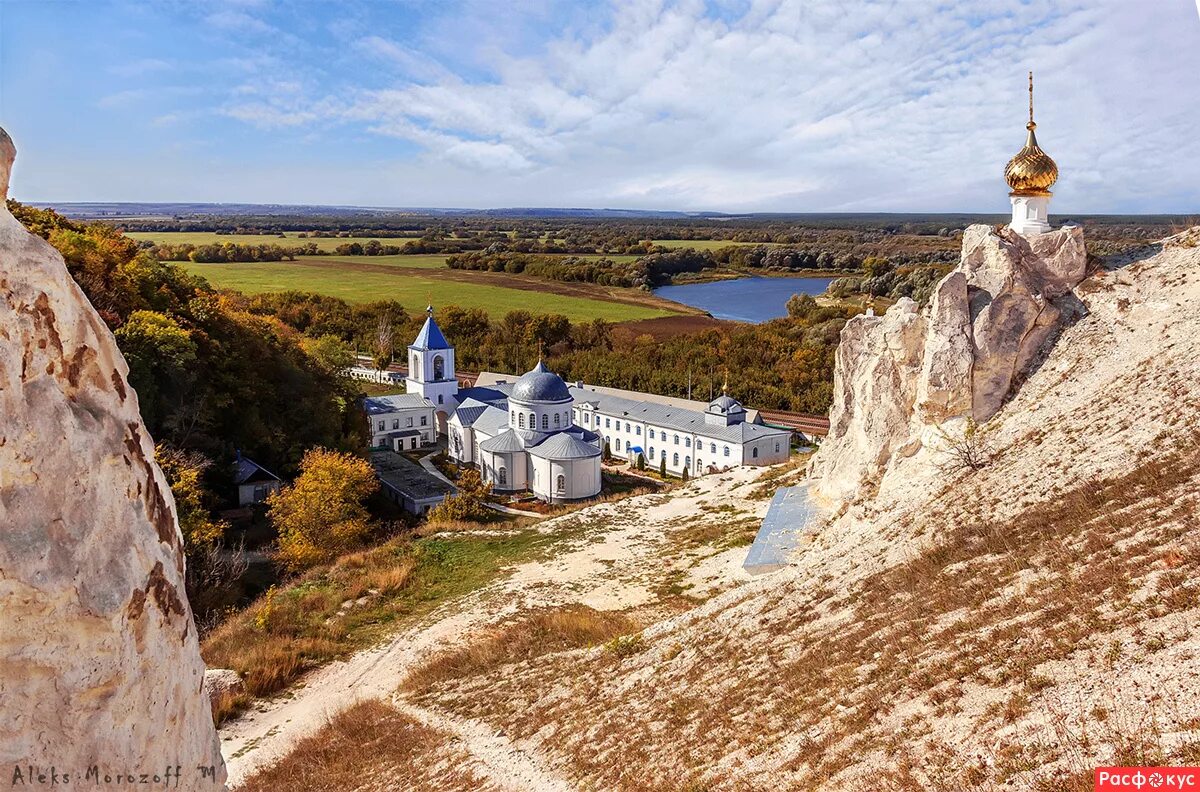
812,223,1087,504
0,128,226,787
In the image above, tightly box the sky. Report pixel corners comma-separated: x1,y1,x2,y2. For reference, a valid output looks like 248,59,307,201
1,0,1199,213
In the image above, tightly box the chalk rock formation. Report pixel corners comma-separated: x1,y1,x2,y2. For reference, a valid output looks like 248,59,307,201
812,223,1087,504
0,128,227,787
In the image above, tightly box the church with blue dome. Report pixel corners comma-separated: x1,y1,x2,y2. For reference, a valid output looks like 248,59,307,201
405,307,602,503
404,305,790,504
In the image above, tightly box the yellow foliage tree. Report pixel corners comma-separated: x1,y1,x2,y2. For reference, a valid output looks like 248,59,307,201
268,448,379,571
154,445,227,553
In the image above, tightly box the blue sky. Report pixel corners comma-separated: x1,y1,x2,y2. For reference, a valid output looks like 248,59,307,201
1,0,1198,212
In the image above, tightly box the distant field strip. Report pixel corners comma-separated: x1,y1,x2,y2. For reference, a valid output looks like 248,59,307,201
650,239,780,250
126,231,422,251
182,259,682,322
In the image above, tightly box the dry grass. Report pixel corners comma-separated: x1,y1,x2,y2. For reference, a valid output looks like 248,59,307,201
406,434,1200,790
405,605,638,692
237,699,495,792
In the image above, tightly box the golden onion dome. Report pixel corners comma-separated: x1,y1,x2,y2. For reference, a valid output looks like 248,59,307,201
1004,72,1058,196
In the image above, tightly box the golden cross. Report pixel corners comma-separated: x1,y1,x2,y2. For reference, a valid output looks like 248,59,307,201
1028,71,1034,124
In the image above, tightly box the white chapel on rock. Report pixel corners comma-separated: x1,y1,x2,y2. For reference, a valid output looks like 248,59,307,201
1005,72,1059,236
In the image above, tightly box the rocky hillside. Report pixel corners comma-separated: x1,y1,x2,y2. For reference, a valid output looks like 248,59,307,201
0,128,226,787
262,223,1200,791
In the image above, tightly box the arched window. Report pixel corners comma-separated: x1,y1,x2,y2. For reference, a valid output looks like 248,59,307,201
625,422,631,432
710,443,716,453
625,440,630,450
411,354,419,379
554,413,561,427
752,447,759,459
685,438,691,448
518,413,525,428
775,442,781,453
529,412,535,428
723,446,730,457
673,434,680,445
433,354,445,380
673,453,679,466
498,466,507,486
649,447,655,458
556,474,566,493
542,414,549,430
685,456,691,469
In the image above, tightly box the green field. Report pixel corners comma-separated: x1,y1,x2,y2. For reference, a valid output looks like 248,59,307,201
126,231,421,251
650,239,779,251
299,254,448,269
182,260,675,322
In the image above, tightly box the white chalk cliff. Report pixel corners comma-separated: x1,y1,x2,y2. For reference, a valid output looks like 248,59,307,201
811,223,1088,505
0,128,226,787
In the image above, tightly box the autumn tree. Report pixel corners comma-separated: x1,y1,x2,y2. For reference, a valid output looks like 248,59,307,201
268,448,378,571
301,334,355,375
426,467,492,523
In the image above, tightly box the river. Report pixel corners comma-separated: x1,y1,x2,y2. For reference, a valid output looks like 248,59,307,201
653,276,836,323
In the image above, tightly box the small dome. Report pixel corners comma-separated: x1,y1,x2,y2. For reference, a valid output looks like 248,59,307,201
1004,121,1058,195
511,360,571,403
708,394,743,414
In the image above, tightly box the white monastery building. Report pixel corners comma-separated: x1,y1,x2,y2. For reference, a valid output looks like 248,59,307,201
394,306,792,503
364,392,436,451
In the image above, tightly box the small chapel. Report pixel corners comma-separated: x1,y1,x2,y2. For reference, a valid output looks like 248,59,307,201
1005,72,1059,235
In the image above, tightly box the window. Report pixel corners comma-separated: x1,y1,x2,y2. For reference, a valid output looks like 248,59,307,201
528,413,535,428
377,420,385,431
554,413,561,427
685,438,691,448
433,354,445,380
519,414,525,428
438,394,444,405
406,417,413,427
392,419,399,430
605,418,611,428
710,443,716,454
685,456,691,469
411,354,418,377
625,422,631,432
649,447,655,459
498,467,507,487
421,416,428,426
636,426,641,436
625,440,630,451
775,441,781,453
649,429,655,440
542,414,549,430
673,434,679,445
511,410,516,423
673,453,679,466
752,447,759,459
556,474,566,493
723,446,730,457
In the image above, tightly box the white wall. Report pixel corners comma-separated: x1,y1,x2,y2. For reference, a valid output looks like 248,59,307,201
369,406,436,447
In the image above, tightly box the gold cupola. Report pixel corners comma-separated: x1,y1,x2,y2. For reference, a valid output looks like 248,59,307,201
1004,72,1058,196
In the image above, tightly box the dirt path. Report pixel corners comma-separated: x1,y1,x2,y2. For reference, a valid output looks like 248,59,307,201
220,466,769,787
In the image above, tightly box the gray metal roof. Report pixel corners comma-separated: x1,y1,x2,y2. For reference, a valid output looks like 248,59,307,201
707,394,744,413
364,393,435,415
471,406,510,437
528,432,601,460
448,398,492,427
511,361,572,403
479,429,527,453
370,450,455,502
234,456,280,485
571,387,789,444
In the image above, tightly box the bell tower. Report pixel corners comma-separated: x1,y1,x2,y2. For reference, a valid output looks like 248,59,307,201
405,305,458,411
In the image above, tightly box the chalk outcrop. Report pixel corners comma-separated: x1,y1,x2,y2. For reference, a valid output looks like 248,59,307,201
0,128,226,787
811,223,1087,504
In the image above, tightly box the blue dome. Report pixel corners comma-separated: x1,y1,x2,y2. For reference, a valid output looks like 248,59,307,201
511,360,571,403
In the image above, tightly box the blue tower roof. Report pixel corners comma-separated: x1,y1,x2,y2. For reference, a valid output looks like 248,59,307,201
411,306,451,350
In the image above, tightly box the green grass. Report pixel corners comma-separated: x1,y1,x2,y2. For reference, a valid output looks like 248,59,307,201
650,239,780,251
182,260,674,322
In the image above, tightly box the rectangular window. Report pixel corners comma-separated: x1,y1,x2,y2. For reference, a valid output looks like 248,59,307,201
378,421,385,431
406,417,413,427
392,419,399,430
605,418,610,428
421,416,428,426
636,426,641,435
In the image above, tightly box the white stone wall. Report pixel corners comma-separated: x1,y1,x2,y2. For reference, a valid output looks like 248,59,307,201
369,406,436,447
508,397,573,434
